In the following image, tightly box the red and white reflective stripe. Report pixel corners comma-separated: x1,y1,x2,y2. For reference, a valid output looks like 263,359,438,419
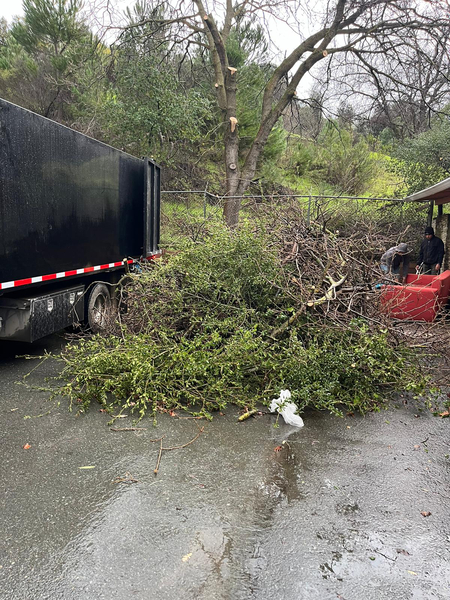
0,260,132,291
0,251,162,291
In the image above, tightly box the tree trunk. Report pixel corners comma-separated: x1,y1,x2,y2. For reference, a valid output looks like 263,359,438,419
222,68,241,227
223,109,282,225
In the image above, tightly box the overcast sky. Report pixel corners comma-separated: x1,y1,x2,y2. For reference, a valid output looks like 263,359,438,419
1,0,23,22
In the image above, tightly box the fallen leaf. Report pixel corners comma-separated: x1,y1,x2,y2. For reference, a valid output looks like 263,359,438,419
182,552,192,562
420,511,431,517
79,465,96,470
22,443,31,450
169,410,177,417
10,408,19,412
346,412,354,417
413,445,421,451
99,409,107,413
407,570,418,576
274,446,283,452
414,414,420,418
439,410,450,418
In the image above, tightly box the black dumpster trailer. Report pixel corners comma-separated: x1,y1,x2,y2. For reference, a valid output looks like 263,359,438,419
0,98,160,342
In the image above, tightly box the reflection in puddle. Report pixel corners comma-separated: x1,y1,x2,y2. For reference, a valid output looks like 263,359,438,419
261,423,308,504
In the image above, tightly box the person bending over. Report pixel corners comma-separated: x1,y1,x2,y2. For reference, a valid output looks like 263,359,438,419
380,242,411,283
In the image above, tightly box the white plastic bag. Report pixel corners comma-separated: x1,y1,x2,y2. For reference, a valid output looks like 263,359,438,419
269,389,304,428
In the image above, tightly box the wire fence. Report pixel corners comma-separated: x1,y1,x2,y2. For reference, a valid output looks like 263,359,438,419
160,190,431,264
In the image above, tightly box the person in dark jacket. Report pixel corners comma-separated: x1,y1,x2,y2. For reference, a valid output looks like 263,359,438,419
418,226,445,275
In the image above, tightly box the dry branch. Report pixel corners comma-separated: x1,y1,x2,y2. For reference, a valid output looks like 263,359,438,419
153,427,205,475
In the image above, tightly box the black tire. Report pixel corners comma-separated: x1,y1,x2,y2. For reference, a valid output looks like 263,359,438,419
87,283,111,333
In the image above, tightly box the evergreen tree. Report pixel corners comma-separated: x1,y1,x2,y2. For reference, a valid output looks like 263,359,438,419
0,0,99,122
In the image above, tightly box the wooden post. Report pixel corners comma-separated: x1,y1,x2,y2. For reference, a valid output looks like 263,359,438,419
427,201,434,227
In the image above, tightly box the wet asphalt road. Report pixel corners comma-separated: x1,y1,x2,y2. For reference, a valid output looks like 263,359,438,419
1,335,449,600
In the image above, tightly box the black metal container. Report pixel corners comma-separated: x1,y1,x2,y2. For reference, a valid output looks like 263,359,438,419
0,98,160,285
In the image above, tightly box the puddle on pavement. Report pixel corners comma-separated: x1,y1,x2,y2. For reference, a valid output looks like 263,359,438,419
2,405,450,600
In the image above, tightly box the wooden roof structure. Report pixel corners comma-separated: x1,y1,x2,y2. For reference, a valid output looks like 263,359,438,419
405,176,450,205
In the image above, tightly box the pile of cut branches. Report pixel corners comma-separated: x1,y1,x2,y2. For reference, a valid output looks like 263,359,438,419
249,201,450,387
51,212,448,421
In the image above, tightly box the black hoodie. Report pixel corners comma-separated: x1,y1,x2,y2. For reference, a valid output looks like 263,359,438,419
418,235,445,266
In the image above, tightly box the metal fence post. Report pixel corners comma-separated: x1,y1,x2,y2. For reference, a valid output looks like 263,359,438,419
203,184,209,219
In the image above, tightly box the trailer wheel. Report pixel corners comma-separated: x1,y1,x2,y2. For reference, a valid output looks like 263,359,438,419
87,284,111,332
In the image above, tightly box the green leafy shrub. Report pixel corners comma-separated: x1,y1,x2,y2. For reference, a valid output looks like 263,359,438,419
391,117,450,195
310,122,379,195
289,143,314,177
